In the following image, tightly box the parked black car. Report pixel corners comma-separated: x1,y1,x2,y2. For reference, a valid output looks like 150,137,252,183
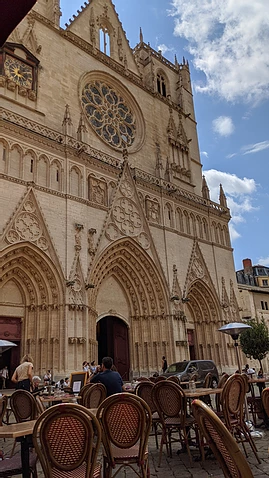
162,359,219,388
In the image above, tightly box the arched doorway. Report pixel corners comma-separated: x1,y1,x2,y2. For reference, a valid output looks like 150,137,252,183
97,316,130,380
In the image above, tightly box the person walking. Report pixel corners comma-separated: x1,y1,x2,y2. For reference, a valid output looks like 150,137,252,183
0,366,9,389
162,356,168,373
11,354,34,391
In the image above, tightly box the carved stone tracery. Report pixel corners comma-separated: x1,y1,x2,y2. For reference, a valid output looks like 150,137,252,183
81,80,136,149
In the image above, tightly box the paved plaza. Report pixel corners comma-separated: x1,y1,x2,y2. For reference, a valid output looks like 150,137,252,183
1,423,269,478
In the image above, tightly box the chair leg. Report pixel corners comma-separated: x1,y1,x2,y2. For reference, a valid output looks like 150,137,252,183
241,426,261,464
153,422,159,449
158,429,166,467
9,439,17,457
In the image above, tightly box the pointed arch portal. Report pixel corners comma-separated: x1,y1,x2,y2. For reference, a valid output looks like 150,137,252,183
186,280,222,366
0,242,64,377
89,238,170,376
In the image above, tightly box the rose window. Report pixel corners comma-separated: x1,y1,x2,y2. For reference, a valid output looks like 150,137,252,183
81,81,136,149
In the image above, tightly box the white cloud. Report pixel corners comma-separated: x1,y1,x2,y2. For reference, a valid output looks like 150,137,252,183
204,169,257,240
241,141,269,155
226,153,237,159
170,0,269,103
212,116,234,137
258,256,269,267
157,43,174,55
229,224,241,241
201,151,208,158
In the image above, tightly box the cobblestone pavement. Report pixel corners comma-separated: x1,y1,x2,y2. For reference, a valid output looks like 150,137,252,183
2,424,269,478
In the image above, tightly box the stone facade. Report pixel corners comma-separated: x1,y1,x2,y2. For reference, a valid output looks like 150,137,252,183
0,0,241,379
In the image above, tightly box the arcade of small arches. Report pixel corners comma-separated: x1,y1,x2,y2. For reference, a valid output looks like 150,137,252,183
0,139,230,249
151,200,230,248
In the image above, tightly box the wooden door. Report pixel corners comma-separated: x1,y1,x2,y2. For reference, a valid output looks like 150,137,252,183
113,319,129,380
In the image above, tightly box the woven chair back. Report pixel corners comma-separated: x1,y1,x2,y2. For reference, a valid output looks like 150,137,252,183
135,381,156,413
33,403,101,477
203,373,213,388
35,395,46,415
97,392,151,454
221,374,246,429
77,382,94,405
192,399,254,478
82,383,107,408
167,375,180,385
137,377,150,382
10,389,37,422
218,373,229,388
152,381,185,423
154,376,167,383
0,396,7,426
215,373,229,412
262,387,269,416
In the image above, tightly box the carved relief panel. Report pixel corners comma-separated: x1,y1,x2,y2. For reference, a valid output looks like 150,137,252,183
146,198,160,224
88,176,108,206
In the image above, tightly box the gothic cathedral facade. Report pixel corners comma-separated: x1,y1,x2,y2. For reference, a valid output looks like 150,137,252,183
0,0,240,378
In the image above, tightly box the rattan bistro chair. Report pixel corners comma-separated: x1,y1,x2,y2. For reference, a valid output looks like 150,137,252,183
221,374,260,464
82,383,107,409
201,373,213,407
0,396,7,426
10,390,38,423
167,376,180,385
33,403,102,478
10,389,38,458
262,387,269,417
77,383,95,405
192,399,254,478
215,373,229,414
97,392,151,478
135,381,160,448
152,380,200,466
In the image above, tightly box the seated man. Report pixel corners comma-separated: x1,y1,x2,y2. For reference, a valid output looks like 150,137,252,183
31,375,44,395
90,356,123,396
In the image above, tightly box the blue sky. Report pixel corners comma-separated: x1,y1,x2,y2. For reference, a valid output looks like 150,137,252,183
60,0,269,272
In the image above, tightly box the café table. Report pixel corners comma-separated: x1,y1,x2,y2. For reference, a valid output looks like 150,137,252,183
0,420,36,478
184,387,223,399
40,393,81,405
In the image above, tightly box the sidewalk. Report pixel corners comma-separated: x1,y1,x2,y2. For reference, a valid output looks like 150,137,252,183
2,426,269,477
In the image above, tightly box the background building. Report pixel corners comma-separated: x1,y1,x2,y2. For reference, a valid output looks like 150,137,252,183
237,258,269,371
0,0,241,379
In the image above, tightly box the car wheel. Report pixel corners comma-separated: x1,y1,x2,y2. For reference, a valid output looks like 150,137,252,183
212,377,218,389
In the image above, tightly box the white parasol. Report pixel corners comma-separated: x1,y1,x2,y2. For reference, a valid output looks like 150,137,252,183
0,339,17,355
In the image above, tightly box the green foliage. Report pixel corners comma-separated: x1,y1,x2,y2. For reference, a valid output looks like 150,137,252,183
240,318,269,367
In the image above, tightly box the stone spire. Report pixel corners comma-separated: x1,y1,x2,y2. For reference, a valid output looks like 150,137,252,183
219,184,227,208
62,104,73,136
202,175,210,200
77,112,88,143
139,27,144,44
33,0,61,28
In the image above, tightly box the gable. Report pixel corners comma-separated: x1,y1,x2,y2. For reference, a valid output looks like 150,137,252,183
66,0,140,76
89,160,167,284
0,187,63,275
